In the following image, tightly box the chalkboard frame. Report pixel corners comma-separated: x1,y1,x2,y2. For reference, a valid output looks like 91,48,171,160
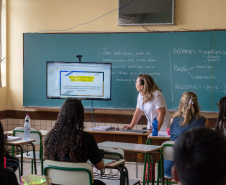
23,31,226,112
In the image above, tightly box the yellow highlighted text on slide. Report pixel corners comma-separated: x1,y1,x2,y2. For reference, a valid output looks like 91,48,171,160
69,76,95,82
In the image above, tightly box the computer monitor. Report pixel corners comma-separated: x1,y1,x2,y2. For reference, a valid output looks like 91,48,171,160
46,61,112,100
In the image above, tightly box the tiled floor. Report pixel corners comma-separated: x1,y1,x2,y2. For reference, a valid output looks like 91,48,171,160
16,160,177,185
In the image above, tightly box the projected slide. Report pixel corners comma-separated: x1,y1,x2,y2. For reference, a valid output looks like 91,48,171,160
60,71,104,97
46,62,111,100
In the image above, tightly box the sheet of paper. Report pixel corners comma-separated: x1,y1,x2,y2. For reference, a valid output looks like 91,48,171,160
148,131,170,137
7,136,22,141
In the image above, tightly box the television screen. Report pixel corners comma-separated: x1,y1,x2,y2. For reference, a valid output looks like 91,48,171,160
46,62,112,100
119,0,175,25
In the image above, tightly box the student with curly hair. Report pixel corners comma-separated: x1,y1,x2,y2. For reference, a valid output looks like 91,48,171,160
0,121,18,185
123,74,171,131
216,96,226,136
164,91,208,178
44,98,105,185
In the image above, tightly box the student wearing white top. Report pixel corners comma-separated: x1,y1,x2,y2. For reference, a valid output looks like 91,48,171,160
123,74,170,132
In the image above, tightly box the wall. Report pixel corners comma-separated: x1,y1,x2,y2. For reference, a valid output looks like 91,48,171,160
4,0,226,112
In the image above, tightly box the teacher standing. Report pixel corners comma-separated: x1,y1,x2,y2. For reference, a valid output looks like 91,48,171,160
124,74,171,131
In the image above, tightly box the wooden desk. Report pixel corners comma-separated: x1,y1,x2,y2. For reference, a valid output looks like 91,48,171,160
98,141,162,185
89,130,169,163
6,139,37,176
146,132,170,144
89,130,170,145
98,141,161,154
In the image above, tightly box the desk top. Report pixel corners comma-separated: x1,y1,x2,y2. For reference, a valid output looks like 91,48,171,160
5,130,48,136
98,141,161,154
6,139,36,145
147,131,170,140
88,130,149,136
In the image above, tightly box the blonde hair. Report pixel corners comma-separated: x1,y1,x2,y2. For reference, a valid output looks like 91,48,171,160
138,74,161,103
172,91,201,126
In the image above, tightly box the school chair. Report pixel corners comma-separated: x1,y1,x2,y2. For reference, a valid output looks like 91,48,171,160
44,160,93,185
13,127,44,175
157,141,176,185
98,146,130,185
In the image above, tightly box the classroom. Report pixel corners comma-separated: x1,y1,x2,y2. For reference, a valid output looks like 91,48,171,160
0,0,226,184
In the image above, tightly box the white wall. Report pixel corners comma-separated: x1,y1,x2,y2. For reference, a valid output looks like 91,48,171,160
3,0,226,111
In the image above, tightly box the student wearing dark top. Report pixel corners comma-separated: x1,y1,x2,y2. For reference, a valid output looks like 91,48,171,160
164,91,208,178
216,96,226,136
44,98,105,185
0,121,18,185
172,127,226,185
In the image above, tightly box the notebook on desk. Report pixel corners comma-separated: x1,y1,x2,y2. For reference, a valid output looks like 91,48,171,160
7,136,22,141
121,129,147,133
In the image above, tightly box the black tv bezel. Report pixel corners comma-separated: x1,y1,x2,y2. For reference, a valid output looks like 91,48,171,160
118,0,175,26
46,61,112,101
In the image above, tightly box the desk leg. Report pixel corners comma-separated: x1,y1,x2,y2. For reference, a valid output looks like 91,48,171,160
161,152,164,185
30,143,37,174
17,145,23,176
114,165,129,185
143,153,155,185
151,154,154,185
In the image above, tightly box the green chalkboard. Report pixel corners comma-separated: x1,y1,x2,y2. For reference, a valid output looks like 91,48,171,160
23,32,226,112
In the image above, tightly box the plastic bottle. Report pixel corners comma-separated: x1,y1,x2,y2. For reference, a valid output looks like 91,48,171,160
24,114,30,140
152,116,158,136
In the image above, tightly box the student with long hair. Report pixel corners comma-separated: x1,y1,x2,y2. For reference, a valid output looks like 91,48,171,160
123,74,171,131
44,98,105,185
0,121,18,185
164,91,208,178
216,96,226,135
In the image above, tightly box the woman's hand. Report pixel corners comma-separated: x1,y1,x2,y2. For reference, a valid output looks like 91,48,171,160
121,125,132,130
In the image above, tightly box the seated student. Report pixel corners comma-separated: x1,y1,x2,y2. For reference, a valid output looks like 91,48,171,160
44,98,105,185
172,127,226,185
164,91,208,178
0,121,18,185
216,96,226,136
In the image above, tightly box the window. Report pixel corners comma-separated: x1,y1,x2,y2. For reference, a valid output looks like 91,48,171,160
0,0,6,87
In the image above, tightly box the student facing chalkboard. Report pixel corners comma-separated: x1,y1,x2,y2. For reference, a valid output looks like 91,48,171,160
122,74,171,131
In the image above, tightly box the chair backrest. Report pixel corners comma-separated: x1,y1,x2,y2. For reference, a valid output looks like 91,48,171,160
161,141,175,161
13,127,43,159
98,146,124,160
44,160,93,185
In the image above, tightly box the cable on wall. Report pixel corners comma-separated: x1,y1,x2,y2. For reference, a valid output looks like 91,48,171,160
37,0,134,33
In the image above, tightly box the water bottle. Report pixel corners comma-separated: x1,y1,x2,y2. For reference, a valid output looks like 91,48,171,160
152,116,158,136
24,114,30,140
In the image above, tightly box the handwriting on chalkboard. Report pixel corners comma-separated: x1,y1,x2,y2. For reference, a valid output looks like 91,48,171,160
98,47,226,103
23,32,226,111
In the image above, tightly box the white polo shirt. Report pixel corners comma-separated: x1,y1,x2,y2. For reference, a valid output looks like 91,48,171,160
136,90,171,131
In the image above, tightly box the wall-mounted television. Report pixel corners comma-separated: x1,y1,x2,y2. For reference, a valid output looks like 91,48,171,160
119,0,175,25
46,62,112,100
